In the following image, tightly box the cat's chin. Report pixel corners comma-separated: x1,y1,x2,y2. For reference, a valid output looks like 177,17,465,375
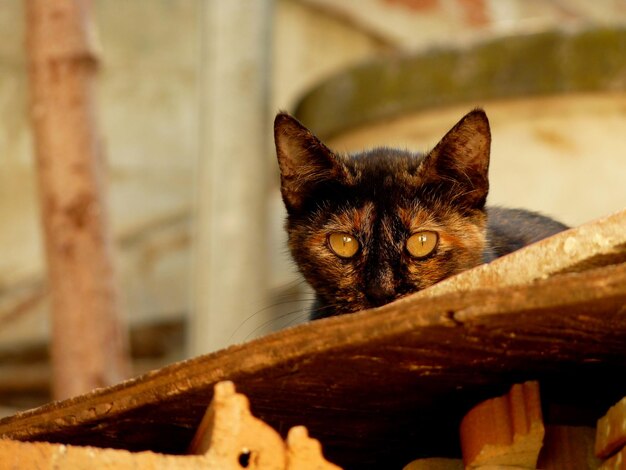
311,294,411,320
309,299,361,320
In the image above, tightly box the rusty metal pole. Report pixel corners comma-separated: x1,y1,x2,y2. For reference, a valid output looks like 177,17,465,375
25,0,130,399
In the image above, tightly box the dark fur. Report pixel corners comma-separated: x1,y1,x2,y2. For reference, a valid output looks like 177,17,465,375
274,110,568,319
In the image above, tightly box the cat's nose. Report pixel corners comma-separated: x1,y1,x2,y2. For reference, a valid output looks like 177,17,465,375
365,283,396,307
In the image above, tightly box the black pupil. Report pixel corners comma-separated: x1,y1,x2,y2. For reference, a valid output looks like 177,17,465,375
238,449,251,467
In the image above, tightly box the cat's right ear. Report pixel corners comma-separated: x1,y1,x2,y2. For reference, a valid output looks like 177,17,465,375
274,112,345,213
419,109,491,209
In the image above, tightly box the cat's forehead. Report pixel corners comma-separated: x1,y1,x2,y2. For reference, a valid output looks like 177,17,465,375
343,147,425,180
333,147,428,204
328,199,436,227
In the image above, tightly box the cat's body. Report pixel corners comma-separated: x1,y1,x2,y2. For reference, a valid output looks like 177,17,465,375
274,109,567,319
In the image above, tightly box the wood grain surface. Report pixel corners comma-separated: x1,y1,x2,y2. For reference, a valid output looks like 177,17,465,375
0,212,625,469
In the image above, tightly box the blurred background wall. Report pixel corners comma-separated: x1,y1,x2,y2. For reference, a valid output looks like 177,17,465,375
0,0,625,413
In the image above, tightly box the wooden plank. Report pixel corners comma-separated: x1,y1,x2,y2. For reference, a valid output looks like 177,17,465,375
0,261,623,468
0,208,624,469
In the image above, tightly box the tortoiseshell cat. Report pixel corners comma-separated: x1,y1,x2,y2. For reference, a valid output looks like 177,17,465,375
274,109,567,319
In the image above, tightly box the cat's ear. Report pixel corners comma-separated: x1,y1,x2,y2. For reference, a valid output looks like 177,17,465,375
420,109,491,209
274,112,346,213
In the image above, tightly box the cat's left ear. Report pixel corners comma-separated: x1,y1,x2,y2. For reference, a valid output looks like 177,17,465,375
420,109,491,209
274,112,347,213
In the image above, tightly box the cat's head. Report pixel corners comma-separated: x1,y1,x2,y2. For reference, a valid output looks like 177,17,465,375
274,110,491,318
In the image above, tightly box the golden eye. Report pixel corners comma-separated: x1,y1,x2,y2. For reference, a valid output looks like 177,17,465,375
328,232,359,258
406,231,438,258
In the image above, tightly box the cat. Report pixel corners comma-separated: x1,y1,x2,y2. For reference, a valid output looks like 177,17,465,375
274,109,568,320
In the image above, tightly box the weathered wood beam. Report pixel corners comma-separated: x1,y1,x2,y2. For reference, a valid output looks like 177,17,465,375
0,211,624,468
